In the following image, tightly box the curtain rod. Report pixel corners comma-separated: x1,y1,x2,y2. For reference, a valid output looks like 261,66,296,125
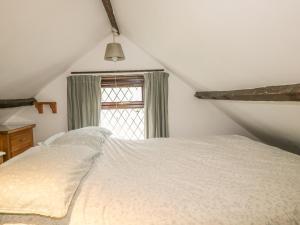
71,69,164,75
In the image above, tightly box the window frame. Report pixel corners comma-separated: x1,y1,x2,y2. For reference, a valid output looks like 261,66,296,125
101,75,144,110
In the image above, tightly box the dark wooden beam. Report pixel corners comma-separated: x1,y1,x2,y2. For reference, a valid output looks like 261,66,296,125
71,69,164,74
102,0,120,34
195,83,300,101
0,98,37,108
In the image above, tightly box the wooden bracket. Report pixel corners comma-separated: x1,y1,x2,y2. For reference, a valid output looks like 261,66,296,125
34,102,57,114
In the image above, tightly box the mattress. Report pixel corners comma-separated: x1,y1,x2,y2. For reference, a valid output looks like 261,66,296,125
1,135,300,225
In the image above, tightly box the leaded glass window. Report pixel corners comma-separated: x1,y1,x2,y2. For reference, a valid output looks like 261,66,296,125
100,76,145,140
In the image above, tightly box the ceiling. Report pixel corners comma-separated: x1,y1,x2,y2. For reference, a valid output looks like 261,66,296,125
112,0,300,90
0,0,110,99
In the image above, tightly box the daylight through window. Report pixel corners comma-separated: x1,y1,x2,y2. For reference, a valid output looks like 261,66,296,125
100,75,145,140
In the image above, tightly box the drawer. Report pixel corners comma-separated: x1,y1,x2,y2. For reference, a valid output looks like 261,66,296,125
10,147,31,157
0,153,4,164
9,130,33,157
0,124,35,161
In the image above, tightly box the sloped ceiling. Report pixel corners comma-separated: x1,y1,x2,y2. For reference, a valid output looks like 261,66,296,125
113,0,300,89
0,0,110,99
112,0,300,151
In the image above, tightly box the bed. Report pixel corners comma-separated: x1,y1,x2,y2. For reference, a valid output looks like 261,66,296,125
0,130,299,225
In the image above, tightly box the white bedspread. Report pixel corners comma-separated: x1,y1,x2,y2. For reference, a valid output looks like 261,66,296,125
1,135,300,225
70,136,300,225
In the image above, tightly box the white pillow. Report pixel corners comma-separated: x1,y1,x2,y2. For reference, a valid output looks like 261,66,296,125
38,132,65,146
51,127,112,150
73,126,112,137
0,145,99,218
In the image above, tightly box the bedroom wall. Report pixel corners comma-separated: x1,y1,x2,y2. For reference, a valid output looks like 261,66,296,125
216,101,300,153
5,35,254,143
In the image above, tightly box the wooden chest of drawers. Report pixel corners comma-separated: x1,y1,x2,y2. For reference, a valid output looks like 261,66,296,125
0,124,35,162
0,152,5,164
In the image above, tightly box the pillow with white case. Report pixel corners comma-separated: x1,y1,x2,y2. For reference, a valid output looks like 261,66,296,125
50,127,112,151
0,145,99,218
38,132,65,147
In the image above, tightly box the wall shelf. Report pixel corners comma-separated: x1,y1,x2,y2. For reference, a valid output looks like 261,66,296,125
34,102,57,114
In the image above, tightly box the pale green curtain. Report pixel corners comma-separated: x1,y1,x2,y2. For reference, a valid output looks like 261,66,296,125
67,75,101,130
144,72,169,138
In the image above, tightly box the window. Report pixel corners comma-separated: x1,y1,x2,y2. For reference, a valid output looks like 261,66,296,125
100,75,145,140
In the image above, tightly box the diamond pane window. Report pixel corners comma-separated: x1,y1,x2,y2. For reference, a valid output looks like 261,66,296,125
102,87,143,102
100,75,145,140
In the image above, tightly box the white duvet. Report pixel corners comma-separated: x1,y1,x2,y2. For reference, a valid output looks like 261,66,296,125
1,135,300,225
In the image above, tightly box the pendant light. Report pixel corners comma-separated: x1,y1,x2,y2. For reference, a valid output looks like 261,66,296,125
104,29,125,62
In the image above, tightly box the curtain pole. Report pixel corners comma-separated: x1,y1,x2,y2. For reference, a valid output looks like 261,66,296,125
71,69,164,75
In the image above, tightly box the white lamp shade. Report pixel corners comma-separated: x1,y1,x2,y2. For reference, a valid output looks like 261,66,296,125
104,42,125,61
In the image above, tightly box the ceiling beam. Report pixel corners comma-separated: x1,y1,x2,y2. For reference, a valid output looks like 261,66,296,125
195,83,300,101
102,0,120,34
0,98,36,108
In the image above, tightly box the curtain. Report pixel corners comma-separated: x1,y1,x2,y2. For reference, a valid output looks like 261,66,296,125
67,75,101,130
144,71,169,138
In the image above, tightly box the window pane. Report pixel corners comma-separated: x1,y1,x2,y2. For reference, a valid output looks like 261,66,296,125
102,87,143,102
101,108,144,140
101,85,144,140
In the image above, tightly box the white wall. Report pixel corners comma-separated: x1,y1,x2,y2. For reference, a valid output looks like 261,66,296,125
0,108,20,124
216,101,300,153
4,75,68,142
168,75,250,138
5,35,253,143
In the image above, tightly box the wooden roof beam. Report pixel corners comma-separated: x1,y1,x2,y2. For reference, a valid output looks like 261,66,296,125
0,98,36,108
102,0,120,35
195,83,300,101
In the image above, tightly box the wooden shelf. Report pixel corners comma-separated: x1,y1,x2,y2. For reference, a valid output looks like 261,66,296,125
34,102,57,114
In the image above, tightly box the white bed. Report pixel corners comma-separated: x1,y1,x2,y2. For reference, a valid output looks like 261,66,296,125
0,135,299,225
